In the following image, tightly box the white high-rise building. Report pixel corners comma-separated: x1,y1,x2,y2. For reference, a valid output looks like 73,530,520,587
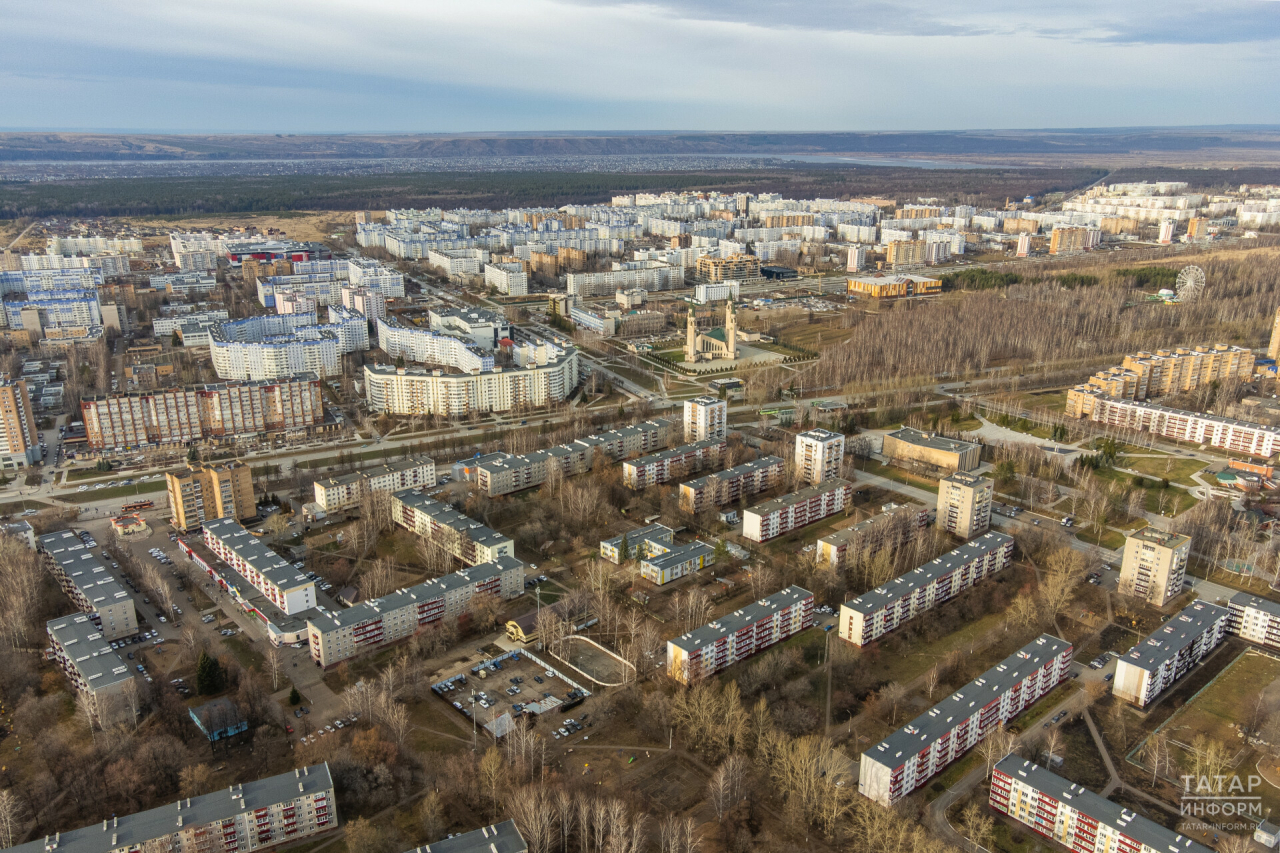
683,396,727,443
794,428,845,486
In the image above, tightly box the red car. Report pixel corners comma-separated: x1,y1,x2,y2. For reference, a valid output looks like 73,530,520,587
285,725,294,734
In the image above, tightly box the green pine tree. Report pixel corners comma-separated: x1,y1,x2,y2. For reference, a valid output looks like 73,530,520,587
713,539,728,563
619,533,630,562
289,685,301,706
196,650,226,695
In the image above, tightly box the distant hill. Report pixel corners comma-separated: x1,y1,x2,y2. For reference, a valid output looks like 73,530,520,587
3,127,1280,161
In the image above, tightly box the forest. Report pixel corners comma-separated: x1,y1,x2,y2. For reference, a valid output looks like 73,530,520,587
0,166,1104,218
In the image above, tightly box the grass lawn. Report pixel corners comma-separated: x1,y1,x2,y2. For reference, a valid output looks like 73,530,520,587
297,447,407,470
1161,651,1280,747
223,635,267,672
1017,390,1071,411
0,498,52,514
1007,682,1077,733
869,611,1008,686
1142,487,1197,517
991,818,1041,853
1116,455,1206,487
58,480,167,503
67,467,115,482
861,460,939,494
1077,527,1127,550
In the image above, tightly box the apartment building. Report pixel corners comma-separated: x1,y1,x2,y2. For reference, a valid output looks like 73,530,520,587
168,461,255,532
667,586,813,684
1270,306,1280,361
937,472,993,539
600,523,675,564
743,479,855,543
313,456,436,512
391,488,515,566
846,274,942,299
695,253,761,283
203,518,317,615
10,764,337,853
475,419,675,497
860,634,1071,807
565,264,683,297
151,272,218,295
405,822,528,853
1048,225,1102,254
1118,528,1190,606
1066,344,1256,417
795,428,845,486
839,532,1014,647
1227,592,1280,650
640,540,715,586
0,378,40,468
991,757,1212,853
1069,394,1280,458
683,396,727,442
1113,600,1229,707
307,556,524,667
363,347,579,417
82,373,324,451
817,502,930,569
40,529,138,641
622,439,725,490
882,427,980,473
154,310,230,338
680,455,784,514
484,263,528,296
46,613,134,704
693,282,740,304
341,285,387,321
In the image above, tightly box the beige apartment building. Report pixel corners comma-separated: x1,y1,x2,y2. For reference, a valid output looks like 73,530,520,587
1118,528,1191,607
1066,344,1256,417
0,378,39,469
1269,306,1280,360
167,460,256,531
794,428,845,486
937,471,993,539
696,253,761,282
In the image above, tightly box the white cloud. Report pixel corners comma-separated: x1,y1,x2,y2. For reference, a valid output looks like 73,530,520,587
1,0,1278,131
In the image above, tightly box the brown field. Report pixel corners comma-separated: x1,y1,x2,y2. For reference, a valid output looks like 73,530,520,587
127,211,355,243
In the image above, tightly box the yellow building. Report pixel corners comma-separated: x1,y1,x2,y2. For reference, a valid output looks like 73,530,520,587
1118,528,1190,607
846,273,941,299
1186,217,1209,240
0,379,39,468
762,213,815,228
696,253,760,283
1066,344,1256,417
1269,307,1280,360
1049,226,1092,254
885,240,928,267
1002,218,1038,235
882,427,980,473
167,460,255,531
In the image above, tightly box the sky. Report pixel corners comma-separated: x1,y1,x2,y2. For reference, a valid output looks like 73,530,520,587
2,0,1279,134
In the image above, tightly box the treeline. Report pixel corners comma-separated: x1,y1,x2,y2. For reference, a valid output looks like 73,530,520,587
0,166,1104,218
941,269,1101,292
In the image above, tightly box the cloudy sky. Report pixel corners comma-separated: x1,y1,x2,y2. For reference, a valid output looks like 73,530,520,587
3,0,1279,133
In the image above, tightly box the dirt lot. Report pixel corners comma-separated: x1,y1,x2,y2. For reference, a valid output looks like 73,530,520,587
126,211,353,244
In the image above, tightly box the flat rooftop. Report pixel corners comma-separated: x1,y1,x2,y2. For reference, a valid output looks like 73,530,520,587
941,471,990,487
1128,527,1192,550
46,613,133,693
1119,601,1230,674
643,540,714,571
625,438,724,469
746,478,853,517
885,426,978,455
797,428,843,442
843,531,1013,616
867,635,1070,766
669,585,812,653
38,529,133,612
404,820,526,853
683,455,783,491
819,502,925,547
8,764,333,853
994,756,1212,853
392,489,512,551
203,518,313,593
1229,591,1280,617
601,523,672,551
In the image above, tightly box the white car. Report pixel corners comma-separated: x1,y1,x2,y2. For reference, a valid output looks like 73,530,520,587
77,485,88,492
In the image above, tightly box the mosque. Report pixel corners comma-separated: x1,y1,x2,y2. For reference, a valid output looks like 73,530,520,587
684,302,739,363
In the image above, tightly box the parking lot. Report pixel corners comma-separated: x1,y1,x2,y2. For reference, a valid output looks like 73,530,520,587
431,648,597,744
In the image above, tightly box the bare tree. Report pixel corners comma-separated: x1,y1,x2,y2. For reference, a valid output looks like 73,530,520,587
265,646,283,692
925,664,940,700
0,789,27,849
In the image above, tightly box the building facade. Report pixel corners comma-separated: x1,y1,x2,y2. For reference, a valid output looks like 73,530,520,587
1227,592,1280,650
794,428,845,486
1112,601,1229,707
936,472,993,539
307,556,524,667
0,378,40,468
743,478,855,543
622,439,725,490
991,757,1212,853
816,502,930,569
391,488,515,566
46,613,135,704
639,540,715,586
839,532,1014,647
1068,395,1280,459
882,427,980,473
599,523,675,564
168,461,256,532
82,373,324,451
1066,344,1256,417
860,634,1071,807
680,456,784,514
1118,528,1190,607
667,586,813,684
683,396,727,442
203,518,317,615
8,764,337,853
313,457,436,512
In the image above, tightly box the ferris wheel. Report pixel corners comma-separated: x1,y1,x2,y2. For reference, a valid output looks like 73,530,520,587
1176,265,1206,302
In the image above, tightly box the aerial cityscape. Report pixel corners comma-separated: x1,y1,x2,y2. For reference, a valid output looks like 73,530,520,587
2,5,1280,853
